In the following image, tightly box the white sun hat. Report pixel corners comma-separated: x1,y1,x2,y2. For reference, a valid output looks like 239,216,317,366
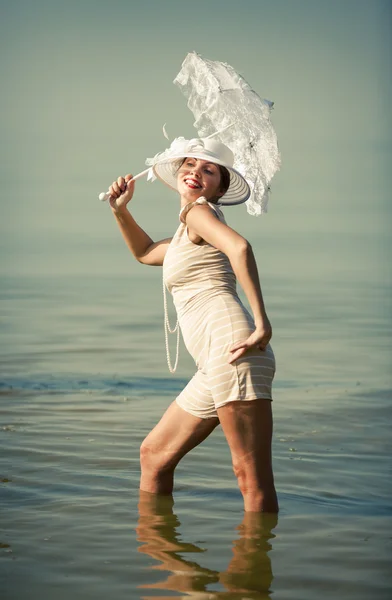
148,137,251,206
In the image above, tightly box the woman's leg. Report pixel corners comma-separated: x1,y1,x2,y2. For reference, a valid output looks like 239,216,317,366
140,401,219,494
217,400,278,513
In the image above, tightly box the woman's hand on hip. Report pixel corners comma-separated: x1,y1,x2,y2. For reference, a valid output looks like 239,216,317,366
109,174,135,213
228,321,272,364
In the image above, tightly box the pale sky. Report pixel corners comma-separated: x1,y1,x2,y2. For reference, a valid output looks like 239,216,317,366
0,0,391,275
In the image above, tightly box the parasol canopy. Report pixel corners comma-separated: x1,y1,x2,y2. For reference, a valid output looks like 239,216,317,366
173,51,281,215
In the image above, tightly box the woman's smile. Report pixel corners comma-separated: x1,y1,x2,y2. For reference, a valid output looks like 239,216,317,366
184,177,202,189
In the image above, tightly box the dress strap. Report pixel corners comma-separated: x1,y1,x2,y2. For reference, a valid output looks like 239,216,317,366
179,196,209,223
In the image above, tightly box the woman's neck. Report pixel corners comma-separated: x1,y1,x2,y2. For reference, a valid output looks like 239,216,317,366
180,195,206,209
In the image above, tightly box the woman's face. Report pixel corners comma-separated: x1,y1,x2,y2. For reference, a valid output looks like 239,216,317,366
177,157,223,202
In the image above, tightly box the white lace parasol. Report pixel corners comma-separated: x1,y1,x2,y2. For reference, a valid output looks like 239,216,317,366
173,52,281,215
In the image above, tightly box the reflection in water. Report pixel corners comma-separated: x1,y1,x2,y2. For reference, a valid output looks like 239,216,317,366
137,491,277,599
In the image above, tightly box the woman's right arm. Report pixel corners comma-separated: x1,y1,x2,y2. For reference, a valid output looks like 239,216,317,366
109,175,171,266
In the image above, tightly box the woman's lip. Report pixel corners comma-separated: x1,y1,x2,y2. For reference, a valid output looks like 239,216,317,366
184,178,202,189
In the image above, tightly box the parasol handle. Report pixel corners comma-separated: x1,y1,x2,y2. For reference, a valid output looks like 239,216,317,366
98,167,151,202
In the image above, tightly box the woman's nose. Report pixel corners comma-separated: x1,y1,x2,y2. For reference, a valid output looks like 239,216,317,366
190,165,201,177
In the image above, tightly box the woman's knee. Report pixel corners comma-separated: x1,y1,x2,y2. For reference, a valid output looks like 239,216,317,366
233,461,279,512
232,458,253,492
140,438,172,474
140,438,158,470
232,455,274,493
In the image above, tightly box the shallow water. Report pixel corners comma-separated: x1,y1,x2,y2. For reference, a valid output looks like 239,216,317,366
1,260,391,599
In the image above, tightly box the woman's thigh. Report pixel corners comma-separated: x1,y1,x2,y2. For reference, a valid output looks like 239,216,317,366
217,399,274,482
142,401,219,469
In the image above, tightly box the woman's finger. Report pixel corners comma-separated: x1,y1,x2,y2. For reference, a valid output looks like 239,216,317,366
109,184,119,199
111,181,121,196
228,347,247,364
117,176,126,191
228,339,267,364
230,340,248,353
230,335,260,352
126,179,135,193
230,335,268,354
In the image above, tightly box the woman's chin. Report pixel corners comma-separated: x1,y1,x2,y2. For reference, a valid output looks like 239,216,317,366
182,190,207,202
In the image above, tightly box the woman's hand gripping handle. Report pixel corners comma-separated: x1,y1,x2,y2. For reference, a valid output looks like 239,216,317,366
103,174,136,214
98,167,151,204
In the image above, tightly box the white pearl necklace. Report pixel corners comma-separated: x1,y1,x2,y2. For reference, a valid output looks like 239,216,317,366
163,273,180,373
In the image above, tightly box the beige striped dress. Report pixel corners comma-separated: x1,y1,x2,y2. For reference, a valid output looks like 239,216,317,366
163,198,276,419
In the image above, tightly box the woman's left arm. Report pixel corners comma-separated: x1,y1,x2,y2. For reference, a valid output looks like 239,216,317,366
185,205,272,364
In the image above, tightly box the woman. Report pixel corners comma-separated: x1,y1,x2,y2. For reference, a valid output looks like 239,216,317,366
108,137,278,512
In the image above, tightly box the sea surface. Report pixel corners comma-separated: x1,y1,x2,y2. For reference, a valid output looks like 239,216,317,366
1,161,392,599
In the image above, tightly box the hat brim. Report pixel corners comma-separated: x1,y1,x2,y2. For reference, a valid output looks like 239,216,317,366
152,152,251,206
